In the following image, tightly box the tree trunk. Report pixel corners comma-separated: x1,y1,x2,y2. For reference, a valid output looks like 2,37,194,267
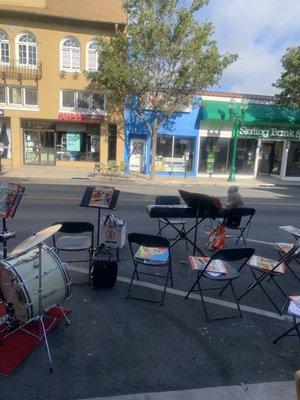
149,128,158,180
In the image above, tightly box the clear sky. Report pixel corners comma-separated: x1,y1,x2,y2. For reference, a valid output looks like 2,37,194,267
196,0,300,95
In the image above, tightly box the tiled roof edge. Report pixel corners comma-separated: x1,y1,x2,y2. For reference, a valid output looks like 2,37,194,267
200,90,275,101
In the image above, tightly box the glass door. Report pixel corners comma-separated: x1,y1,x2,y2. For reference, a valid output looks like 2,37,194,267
271,141,283,175
24,130,40,165
259,142,273,174
40,130,56,165
24,130,56,165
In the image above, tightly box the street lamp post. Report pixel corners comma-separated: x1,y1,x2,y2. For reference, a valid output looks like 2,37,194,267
228,99,248,182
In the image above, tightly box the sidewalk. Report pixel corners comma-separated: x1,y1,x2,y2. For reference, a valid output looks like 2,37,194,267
84,380,296,400
1,165,299,188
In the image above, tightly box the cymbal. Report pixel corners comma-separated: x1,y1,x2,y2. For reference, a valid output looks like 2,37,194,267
11,224,62,257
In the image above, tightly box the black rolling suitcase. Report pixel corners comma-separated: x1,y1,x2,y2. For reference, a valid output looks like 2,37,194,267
90,245,118,288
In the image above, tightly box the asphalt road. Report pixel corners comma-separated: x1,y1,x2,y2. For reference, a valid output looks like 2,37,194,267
0,181,299,400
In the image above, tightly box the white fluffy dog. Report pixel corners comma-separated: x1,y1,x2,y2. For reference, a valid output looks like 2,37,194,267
224,186,244,209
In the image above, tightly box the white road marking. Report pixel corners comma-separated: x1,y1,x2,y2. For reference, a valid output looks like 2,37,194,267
226,236,275,246
80,380,295,400
68,266,293,323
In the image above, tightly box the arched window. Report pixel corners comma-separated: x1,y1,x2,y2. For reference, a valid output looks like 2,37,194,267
0,29,9,65
17,32,37,66
87,41,98,72
61,37,80,71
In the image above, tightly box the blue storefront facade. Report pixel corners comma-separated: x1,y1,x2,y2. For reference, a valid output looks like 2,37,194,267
124,100,201,176
125,91,300,180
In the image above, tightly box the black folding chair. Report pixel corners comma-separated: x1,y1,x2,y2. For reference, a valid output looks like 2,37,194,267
52,222,94,276
275,242,300,282
223,208,256,246
127,233,173,305
238,241,300,314
156,195,188,249
185,248,255,322
273,297,300,344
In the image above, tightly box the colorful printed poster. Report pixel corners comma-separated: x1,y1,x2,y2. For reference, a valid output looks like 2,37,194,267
0,182,20,219
188,256,228,275
135,246,169,263
289,296,300,307
288,295,300,316
67,133,81,152
248,255,285,274
275,242,294,254
89,186,115,209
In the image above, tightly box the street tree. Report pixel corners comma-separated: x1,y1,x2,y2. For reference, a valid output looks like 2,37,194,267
88,0,237,178
273,46,300,109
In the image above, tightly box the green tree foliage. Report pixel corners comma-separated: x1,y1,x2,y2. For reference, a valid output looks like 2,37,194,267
88,0,237,178
273,46,300,109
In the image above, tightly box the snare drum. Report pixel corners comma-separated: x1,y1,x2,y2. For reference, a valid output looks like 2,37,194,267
0,245,71,324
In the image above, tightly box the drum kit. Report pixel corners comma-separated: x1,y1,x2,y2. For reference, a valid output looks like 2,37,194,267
0,224,72,373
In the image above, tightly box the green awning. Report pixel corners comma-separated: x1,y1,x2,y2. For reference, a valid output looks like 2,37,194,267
200,100,300,127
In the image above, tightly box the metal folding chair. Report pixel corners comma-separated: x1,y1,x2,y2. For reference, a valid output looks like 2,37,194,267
238,241,300,314
156,195,188,249
275,242,300,282
127,233,173,306
185,248,255,322
52,222,94,277
273,297,300,344
223,207,256,246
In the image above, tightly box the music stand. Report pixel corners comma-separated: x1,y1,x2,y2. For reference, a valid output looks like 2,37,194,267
80,186,120,247
0,183,25,259
178,190,223,256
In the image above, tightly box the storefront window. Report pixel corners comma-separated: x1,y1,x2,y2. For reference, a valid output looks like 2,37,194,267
56,126,100,162
271,142,283,175
199,137,230,174
0,119,11,159
286,142,300,177
235,139,257,174
156,135,195,173
173,137,195,172
24,130,55,165
156,136,173,172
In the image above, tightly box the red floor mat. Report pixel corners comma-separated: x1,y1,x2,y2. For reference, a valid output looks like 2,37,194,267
0,306,71,376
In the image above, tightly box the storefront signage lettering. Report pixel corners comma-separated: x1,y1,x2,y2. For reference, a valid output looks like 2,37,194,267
58,112,105,123
239,126,300,141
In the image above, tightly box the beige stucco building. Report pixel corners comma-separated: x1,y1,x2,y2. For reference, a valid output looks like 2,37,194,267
0,0,126,170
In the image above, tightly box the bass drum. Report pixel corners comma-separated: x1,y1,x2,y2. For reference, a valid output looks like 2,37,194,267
0,245,71,325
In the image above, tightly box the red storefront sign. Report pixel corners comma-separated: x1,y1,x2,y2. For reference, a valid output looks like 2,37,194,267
58,112,105,123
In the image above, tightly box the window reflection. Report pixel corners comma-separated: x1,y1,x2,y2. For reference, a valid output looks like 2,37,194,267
156,135,195,173
286,142,300,177
56,129,99,162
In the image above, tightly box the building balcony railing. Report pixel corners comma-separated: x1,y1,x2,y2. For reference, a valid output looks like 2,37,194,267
0,60,42,82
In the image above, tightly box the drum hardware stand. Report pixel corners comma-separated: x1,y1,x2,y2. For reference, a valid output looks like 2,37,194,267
5,302,19,331
20,242,66,373
0,217,16,260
